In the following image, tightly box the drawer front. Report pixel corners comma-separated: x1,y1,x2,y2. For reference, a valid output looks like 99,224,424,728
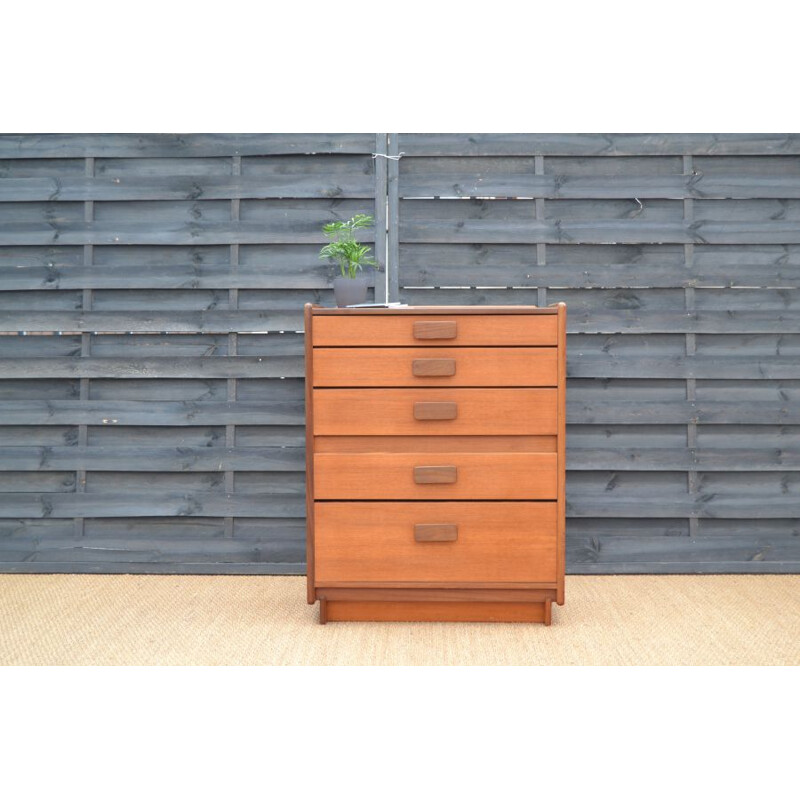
314,501,558,583
313,388,557,436
314,452,557,499
312,314,557,347
312,347,557,388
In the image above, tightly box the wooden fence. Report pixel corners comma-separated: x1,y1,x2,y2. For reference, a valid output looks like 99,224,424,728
391,133,800,573
0,133,798,573
0,134,387,572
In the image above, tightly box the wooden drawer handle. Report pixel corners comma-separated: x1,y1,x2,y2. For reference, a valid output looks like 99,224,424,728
414,401,457,420
412,358,456,377
414,524,458,542
413,465,458,484
413,320,457,340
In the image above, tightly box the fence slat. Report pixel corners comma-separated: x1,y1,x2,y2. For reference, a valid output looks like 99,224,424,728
566,494,798,518
567,355,799,379
396,133,800,156
0,260,338,290
398,243,800,289
0,400,305,425
0,446,305,471
567,448,800,470
0,357,305,379
399,171,800,200
0,492,306,518
0,309,324,333
567,400,799,425
0,173,374,201
0,133,375,158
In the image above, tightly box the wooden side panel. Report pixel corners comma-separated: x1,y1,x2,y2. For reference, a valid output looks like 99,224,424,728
304,303,315,603
556,302,567,605
312,347,558,387
314,452,558,499
312,388,558,436
314,501,558,583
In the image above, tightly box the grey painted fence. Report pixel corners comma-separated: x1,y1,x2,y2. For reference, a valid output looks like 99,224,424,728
0,133,798,574
0,133,387,573
392,133,800,573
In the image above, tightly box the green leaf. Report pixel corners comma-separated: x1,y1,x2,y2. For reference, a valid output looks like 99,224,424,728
318,212,378,273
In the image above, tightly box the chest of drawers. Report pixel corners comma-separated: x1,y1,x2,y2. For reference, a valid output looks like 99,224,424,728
304,304,566,624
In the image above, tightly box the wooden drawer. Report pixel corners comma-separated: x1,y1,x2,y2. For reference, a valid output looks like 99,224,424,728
314,452,557,499
312,388,557,436
312,347,557,387
314,501,558,583
312,314,557,347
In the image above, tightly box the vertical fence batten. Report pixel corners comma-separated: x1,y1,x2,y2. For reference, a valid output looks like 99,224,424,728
0,133,798,574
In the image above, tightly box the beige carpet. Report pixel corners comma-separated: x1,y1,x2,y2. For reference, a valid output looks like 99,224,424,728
0,574,797,666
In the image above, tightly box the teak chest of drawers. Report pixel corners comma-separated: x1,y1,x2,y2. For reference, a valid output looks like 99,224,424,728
304,304,566,624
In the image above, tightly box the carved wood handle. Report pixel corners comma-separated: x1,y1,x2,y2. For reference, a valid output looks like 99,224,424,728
413,320,457,340
413,465,458,484
414,401,457,420
412,358,456,377
414,524,458,542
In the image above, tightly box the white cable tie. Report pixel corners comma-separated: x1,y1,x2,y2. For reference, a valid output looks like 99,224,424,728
371,152,405,160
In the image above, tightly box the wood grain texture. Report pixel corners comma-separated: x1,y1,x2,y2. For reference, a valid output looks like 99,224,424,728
412,464,458,485
0,357,303,379
413,401,457,420
399,168,800,200
312,388,558,436
0,133,375,158
0,492,306,518
413,320,457,339
413,465,458,484
0,309,322,333
304,303,316,603
396,199,800,245
414,524,458,542
395,133,800,156
324,600,548,623
312,347,557,387
412,358,456,377
555,302,567,605
0,171,375,202
0,400,306,426
314,452,557,499
314,436,557,453
0,445,305,471
397,243,800,289
316,588,556,601
311,312,557,346
0,253,356,291
373,133,389,303
313,501,558,584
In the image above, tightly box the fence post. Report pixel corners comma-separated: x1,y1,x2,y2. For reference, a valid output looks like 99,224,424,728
386,133,400,302
373,133,389,303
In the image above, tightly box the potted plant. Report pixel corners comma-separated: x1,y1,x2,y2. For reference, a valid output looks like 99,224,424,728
319,213,377,307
